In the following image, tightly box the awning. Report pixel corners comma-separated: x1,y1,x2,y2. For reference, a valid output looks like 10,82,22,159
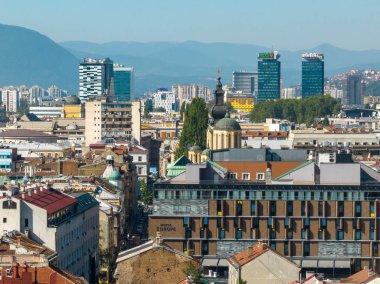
202,258,219,267
318,260,334,268
217,259,229,267
301,260,318,268
335,260,351,268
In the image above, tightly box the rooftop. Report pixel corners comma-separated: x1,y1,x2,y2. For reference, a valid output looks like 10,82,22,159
0,129,56,138
14,187,76,214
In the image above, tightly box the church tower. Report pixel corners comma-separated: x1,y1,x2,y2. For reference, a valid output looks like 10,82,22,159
206,77,242,151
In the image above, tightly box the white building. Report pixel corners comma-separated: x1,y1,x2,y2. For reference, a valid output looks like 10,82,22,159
47,85,62,98
127,145,149,180
1,89,19,113
152,90,177,113
5,184,100,283
29,106,63,118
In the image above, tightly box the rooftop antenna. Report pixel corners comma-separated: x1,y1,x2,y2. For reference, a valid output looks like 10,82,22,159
217,68,221,79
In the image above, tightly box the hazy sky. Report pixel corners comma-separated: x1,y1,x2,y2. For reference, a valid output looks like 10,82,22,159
2,0,380,50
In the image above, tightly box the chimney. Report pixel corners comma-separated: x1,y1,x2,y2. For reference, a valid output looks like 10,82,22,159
265,167,272,184
155,232,163,245
28,190,32,197
248,246,253,257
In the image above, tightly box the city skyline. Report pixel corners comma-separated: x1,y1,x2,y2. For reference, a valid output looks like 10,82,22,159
1,0,380,50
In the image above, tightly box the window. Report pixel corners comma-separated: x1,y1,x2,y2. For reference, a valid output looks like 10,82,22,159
138,156,142,162
242,173,250,181
219,229,225,239
256,173,265,181
217,218,222,228
185,228,192,238
217,200,222,216
374,243,379,257
320,218,327,229
338,201,344,217
230,173,237,180
25,218,29,227
267,218,273,228
370,230,375,241
304,242,310,256
200,228,205,238
183,217,189,227
236,201,243,216
355,230,361,240
318,201,324,216
301,229,307,240
270,201,276,216
270,230,276,239
202,241,209,255
284,242,289,255
370,201,375,217
287,202,293,216
355,202,361,217
236,229,243,239
270,242,276,250
285,217,290,228
304,218,310,228
202,217,209,228
250,201,256,216
287,230,293,239
3,218,6,223
337,230,344,240
253,218,259,228
318,230,324,240
234,217,239,228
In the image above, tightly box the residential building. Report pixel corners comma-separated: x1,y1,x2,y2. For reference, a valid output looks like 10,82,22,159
114,235,199,284
84,97,141,146
258,51,281,102
228,242,300,284
0,105,6,123
1,89,19,113
343,74,363,106
126,144,149,181
172,84,212,107
152,89,177,113
79,58,113,102
47,85,62,98
114,65,134,102
302,53,324,98
0,146,17,172
0,184,99,283
232,71,258,96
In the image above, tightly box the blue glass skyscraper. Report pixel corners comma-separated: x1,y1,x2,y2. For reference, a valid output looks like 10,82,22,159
258,51,281,102
114,66,134,101
302,53,324,98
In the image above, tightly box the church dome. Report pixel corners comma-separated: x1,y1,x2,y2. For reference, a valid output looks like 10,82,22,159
214,117,241,131
65,96,81,105
189,145,202,153
109,170,121,181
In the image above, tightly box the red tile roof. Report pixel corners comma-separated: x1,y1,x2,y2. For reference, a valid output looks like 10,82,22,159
229,243,269,267
339,268,380,283
14,188,76,214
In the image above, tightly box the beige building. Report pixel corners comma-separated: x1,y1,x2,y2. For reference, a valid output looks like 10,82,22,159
114,235,199,284
228,242,300,284
85,97,141,146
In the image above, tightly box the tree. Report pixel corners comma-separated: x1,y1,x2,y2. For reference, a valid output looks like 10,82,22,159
140,179,153,205
175,97,208,159
153,107,166,112
322,116,330,126
183,262,203,284
249,95,341,127
237,279,247,284
144,99,153,118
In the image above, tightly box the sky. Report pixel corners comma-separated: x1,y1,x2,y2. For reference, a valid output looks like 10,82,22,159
1,0,380,50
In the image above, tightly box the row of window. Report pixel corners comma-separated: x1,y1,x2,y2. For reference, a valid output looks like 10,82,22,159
156,190,369,201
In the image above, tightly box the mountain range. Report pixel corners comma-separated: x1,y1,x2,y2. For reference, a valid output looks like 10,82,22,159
2,23,380,96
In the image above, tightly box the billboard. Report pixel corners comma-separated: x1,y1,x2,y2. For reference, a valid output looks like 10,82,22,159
258,51,280,60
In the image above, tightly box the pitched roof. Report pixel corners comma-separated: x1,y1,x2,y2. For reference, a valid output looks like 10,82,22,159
228,242,298,269
0,129,56,138
14,188,76,214
339,268,380,284
275,160,314,180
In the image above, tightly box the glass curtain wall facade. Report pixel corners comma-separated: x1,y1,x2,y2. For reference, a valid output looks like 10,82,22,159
302,59,324,98
114,67,134,102
258,60,281,102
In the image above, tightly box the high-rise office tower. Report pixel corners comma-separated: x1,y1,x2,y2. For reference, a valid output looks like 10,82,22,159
114,65,134,102
232,71,258,96
343,74,363,106
79,58,114,102
258,51,281,102
302,53,324,98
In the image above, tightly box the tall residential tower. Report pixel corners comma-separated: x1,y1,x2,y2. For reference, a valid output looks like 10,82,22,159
302,53,324,98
